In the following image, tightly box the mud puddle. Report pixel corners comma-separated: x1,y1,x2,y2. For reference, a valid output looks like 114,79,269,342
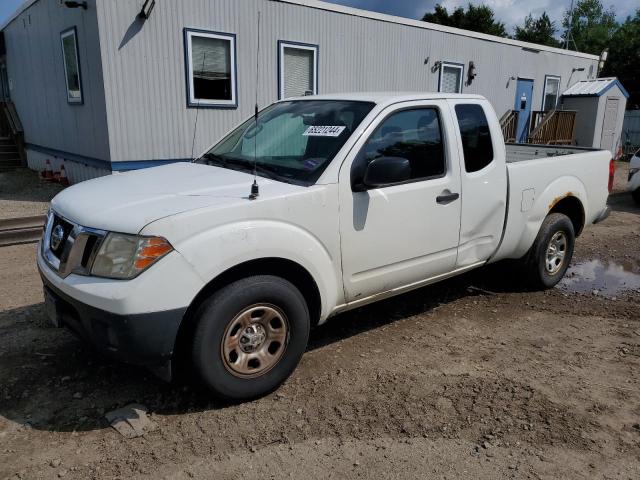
558,259,640,297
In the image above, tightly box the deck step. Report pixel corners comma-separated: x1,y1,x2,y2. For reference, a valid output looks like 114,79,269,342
0,215,46,247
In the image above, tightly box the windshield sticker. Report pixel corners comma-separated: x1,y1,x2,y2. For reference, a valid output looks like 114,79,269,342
303,126,346,137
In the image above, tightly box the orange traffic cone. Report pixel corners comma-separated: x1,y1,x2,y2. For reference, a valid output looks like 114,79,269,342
42,159,53,179
59,164,69,186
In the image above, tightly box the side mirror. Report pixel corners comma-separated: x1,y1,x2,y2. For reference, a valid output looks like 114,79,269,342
358,157,411,190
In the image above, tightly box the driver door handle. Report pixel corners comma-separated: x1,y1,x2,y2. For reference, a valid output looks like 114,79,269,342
436,191,460,205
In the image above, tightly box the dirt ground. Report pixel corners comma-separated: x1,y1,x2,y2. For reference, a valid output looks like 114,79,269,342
1,164,639,480
0,169,63,220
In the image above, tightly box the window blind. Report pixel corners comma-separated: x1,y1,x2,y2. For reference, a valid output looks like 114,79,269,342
191,36,231,80
441,66,461,93
283,47,314,98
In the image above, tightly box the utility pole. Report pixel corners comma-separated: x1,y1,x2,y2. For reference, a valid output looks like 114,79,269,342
564,0,577,50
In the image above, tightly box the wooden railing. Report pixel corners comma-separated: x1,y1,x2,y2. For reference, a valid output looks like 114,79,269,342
528,110,577,145
500,109,519,143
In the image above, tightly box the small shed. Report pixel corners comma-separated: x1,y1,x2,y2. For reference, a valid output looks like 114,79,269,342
561,77,629,154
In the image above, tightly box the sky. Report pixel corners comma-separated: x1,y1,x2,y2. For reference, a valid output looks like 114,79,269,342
324,0,635,33
0,0,635,32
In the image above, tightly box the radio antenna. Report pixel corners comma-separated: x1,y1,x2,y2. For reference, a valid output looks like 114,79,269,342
249,11,261,200
190,51,206,162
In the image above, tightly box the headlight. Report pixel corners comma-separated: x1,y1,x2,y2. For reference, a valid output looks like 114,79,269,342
629,168,639,182
91,233,173,279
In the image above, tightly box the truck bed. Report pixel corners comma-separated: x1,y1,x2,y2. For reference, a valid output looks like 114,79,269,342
506,143,600,163
491,145,611,263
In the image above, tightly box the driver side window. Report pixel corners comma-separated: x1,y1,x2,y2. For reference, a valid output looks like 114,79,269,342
352,108,446,186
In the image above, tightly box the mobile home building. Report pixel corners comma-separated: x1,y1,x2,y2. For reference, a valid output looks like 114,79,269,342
1,0,601,182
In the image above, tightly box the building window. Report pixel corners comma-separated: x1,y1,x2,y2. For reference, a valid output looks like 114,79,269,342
278,41,318,99
455,104,494,173
439,63,464,94
60,27,82,104
542,75,561,112
354,108,445,185
184,29,237,108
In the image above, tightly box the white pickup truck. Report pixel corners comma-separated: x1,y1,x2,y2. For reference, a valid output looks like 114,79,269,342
38,93,612,401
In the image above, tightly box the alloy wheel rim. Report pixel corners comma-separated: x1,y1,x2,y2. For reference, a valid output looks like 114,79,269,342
221,304,290,378
545,231,568,275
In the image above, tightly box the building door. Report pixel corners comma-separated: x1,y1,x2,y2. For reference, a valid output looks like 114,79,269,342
514,79,534,143
600,97,619,154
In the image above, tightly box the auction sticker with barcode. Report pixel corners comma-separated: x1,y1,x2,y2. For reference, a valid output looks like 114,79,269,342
303,126,346,137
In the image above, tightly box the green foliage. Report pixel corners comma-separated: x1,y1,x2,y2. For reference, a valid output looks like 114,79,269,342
514,12,562,48
601,9,640,108
561,0,617,55
419,0,637,108
422,4,508,38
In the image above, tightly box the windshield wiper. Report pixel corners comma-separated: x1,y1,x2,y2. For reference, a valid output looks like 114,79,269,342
200,153,227,166
220,157,283,181
201,153,285,181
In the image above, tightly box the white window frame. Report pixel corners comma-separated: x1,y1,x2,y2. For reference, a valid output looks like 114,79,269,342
60,27,83,105
438,62,464,94
184,28,237,108
542,75,561,112
278,41,318,100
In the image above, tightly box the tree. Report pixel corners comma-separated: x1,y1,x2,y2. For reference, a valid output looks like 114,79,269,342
513,12,562,47
422,4,508,38
562,0,617,55
600,9,640,108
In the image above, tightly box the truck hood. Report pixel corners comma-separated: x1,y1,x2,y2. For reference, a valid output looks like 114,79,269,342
51,162,303,233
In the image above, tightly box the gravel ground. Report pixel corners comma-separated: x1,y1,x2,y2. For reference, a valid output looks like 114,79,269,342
0,163,638,480
0,169,63,220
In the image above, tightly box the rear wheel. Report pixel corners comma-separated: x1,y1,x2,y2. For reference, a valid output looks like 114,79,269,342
522,213,575,289
191,275,310,402
632,188,640,205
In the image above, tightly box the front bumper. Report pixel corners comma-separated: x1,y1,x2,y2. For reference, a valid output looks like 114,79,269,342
39,266,186,380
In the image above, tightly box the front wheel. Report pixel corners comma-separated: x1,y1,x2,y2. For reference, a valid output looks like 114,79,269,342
521,213,575,289
191,275,310,402
632,188,640,205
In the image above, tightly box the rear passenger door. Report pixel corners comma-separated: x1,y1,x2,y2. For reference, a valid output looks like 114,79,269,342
451,101,508,268
338,101,462,302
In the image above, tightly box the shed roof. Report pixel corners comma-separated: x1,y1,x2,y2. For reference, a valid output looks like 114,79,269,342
562,77,630,98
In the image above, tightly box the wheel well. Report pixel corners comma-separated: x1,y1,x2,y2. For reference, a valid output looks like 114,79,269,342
549,196,585,236
173,258,322,371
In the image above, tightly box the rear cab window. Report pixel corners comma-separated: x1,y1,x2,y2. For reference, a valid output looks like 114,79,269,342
454,104,494,173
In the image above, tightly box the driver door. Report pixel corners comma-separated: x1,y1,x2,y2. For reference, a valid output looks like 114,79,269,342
338,101,462,302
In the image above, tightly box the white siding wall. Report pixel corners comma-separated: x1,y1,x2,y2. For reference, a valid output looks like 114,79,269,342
96,0,599,163
3,0,110,163
6,0,600,177
26,149,110,184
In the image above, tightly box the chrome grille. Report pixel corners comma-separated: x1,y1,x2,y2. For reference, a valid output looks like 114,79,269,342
42,210,107,278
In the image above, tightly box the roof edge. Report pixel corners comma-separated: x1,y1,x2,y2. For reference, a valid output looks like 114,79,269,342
1,0,39,32
271,0,600,61
3,0,601,62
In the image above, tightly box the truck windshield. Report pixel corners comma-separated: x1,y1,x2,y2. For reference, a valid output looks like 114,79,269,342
198,100,375,185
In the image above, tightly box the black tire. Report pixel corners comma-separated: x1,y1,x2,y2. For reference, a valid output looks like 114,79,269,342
191,275,310,402
632,188,640,205
521,213,575,290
